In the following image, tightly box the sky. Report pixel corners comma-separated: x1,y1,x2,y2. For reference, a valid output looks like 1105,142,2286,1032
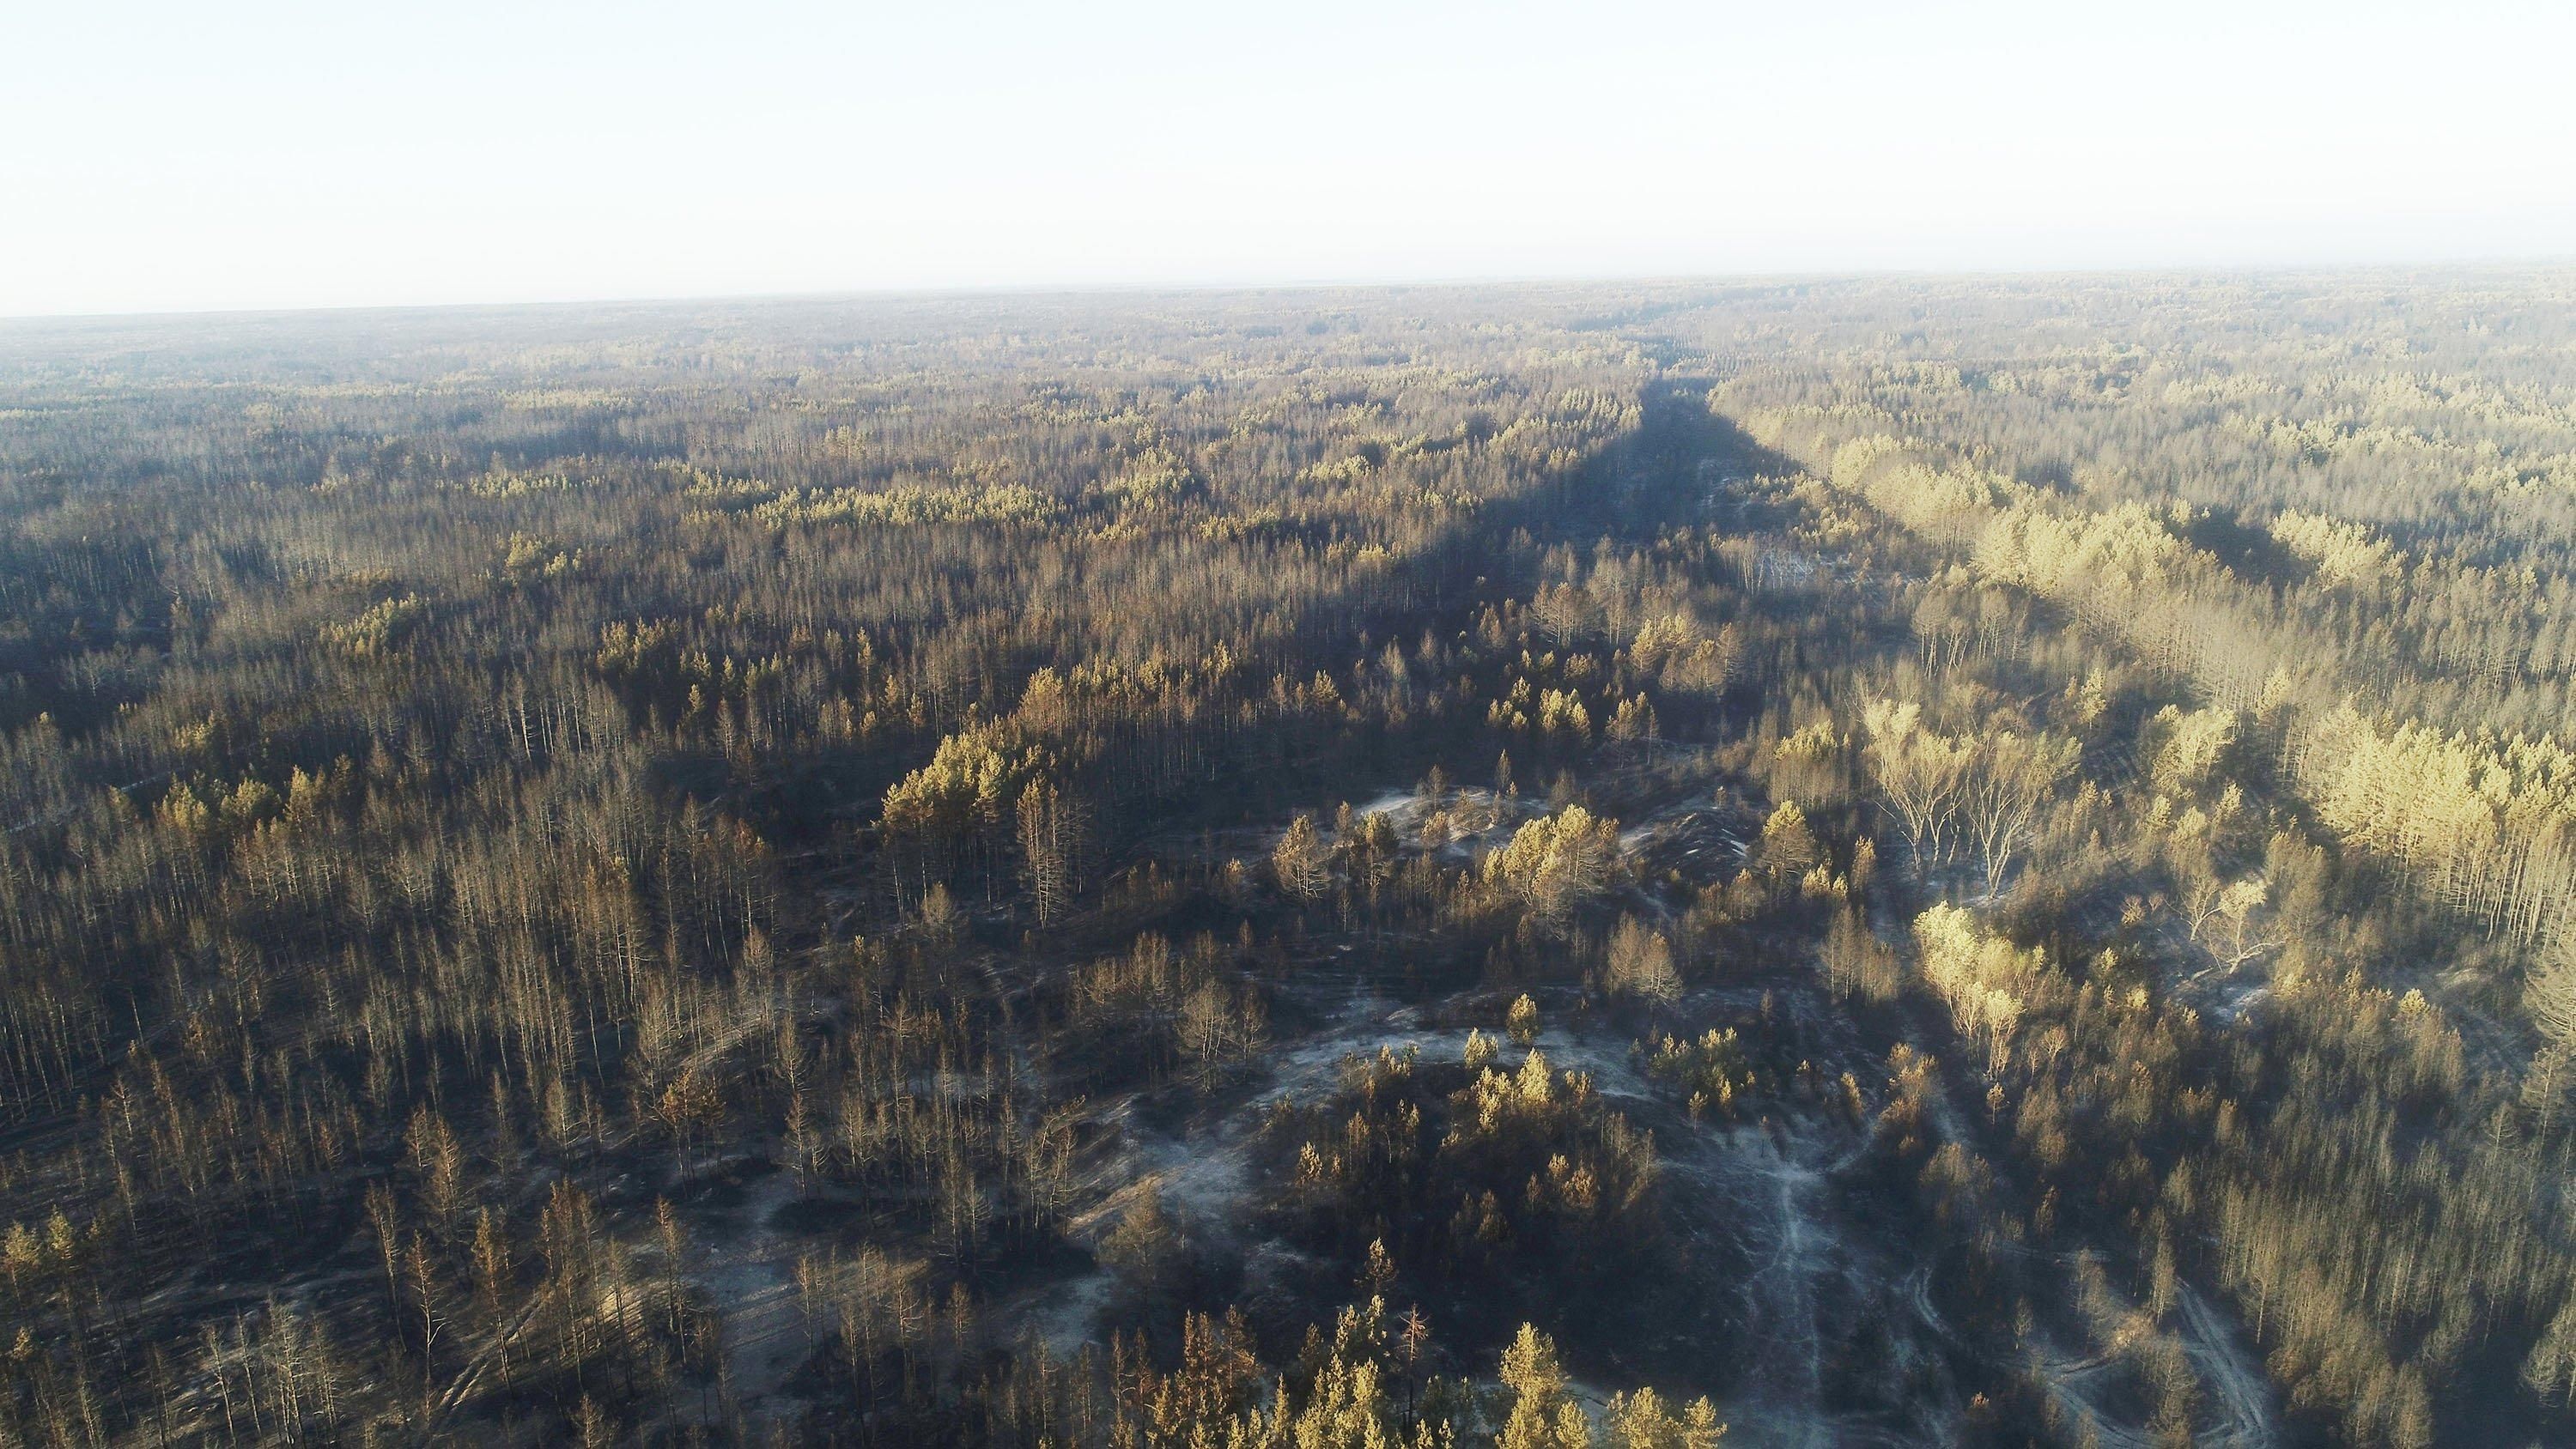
4,0,2573,317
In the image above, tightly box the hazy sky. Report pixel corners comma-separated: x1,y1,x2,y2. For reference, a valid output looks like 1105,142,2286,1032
6,0,2573,316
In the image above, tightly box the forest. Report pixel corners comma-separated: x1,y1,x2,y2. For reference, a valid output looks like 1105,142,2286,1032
2,270,2574,1446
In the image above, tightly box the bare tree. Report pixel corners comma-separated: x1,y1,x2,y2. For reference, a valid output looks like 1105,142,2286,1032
1959,731,2078,894
1862,698,1971,873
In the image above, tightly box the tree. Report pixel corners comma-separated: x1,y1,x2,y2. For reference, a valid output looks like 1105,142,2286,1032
1101,1183,1183,1301
1274,813,1334,903
406,1106,466,1234
2187,875,2277,967
883,726,1026,895
405,1233,444,1400
1912,905,2043,1070
1466,1028,1500,1072
1487,805,1620,934
653,1069,725,1180
1016,774,1087,925
1605,1385,1726,1449
1825,906,1899,1003
1753,800,1821,878
1604,917,1680,1006
2144,705,2239,797
2529,941,2576,1050
917,880,963,942
1498,1323,1591,1449
1178,979,1264,1091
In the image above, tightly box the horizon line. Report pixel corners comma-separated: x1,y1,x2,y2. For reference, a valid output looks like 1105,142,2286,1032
9,253,2576,329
